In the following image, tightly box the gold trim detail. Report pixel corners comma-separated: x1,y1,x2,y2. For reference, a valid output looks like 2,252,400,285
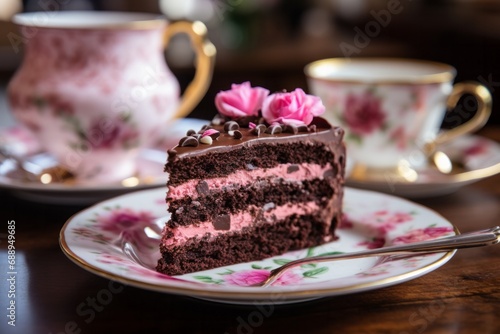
304,58,456,85
12,11,167,30
348,161,500,185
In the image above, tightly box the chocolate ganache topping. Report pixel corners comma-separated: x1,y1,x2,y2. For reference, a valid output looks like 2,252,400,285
166,115,344,164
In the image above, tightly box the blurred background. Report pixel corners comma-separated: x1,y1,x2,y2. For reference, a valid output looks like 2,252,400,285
1,0,499,125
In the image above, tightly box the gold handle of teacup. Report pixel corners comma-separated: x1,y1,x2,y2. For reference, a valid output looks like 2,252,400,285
425,82,492,154
164,21,216,120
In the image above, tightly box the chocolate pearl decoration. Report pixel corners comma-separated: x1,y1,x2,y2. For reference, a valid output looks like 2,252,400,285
199,136,213,145
198,124,213,134
297,125,309,133
179,137,199,147
233,130,243,139
251,124,267,136
178,136,189,145
265,124,282,135
211,113,226,125
224,121,239,132
283,124,298,134
202,129,220,140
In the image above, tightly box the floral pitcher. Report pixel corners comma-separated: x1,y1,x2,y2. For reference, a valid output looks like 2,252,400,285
8,11,215,182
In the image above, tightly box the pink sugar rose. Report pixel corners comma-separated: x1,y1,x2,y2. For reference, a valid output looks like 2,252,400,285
215,81,269,118
262,88,325,126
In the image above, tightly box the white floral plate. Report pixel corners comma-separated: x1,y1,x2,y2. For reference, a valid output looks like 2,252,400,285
60,187,458,305
0,118,208,204
347,134,500,198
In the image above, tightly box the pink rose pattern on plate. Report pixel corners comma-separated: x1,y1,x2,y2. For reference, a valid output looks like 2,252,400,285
96,253,175,280
93,207,158,251
192,250,334,286
95,207,155,233
392,227,455,245
222,269,302,287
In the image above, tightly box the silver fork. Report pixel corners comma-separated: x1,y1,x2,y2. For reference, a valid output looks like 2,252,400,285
252,226,500,287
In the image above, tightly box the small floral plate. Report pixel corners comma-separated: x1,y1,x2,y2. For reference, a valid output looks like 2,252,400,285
347,134,500,198
0,118,208,204
60,187,457,305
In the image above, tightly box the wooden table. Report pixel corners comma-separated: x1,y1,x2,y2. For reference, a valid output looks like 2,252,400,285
1,128,499,334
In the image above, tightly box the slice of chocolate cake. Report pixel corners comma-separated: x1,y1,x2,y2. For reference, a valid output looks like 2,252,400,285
156,83,346,275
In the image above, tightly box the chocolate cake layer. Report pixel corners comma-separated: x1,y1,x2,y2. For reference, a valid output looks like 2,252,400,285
165,117,344,186
166,141,342,186
157,213,339,276
168,178,336,226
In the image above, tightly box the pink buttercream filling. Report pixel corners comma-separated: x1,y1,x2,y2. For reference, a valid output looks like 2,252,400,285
168,163,332,200
162,201,320,247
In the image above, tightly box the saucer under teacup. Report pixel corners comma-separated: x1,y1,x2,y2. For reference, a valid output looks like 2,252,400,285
0,118,208,204
346,134,500,198
349,163,420,184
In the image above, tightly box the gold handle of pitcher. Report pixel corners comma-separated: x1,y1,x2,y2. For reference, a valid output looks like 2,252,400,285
164,21,216,119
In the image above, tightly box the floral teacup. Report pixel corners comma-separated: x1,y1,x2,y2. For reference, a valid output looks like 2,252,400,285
8,11,215,183
305,58,492,180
